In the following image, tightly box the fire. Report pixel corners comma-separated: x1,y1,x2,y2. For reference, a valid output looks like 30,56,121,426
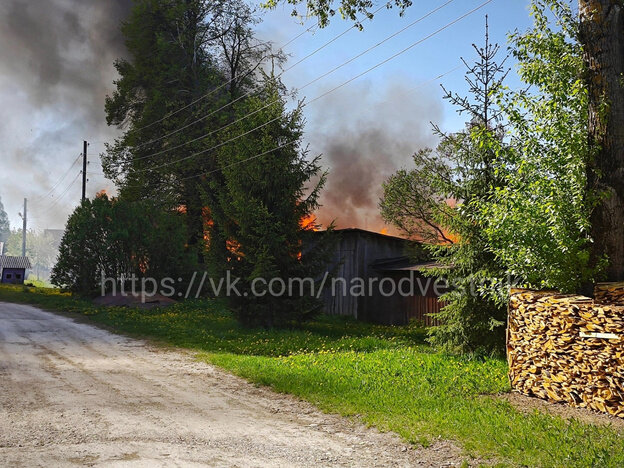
226,239,243,260
96,189,109,198
300,214,319,231
379,228,388,235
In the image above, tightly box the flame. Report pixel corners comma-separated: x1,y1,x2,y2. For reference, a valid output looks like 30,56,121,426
226,239,243,260
96,189,109,198
300,214,318,231
379,228,388,235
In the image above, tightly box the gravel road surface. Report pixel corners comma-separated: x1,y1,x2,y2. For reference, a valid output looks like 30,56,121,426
0,302,468,467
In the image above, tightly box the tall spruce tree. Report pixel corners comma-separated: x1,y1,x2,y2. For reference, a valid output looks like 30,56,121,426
103,0,276,261
381,19,510,354
213,74,332,327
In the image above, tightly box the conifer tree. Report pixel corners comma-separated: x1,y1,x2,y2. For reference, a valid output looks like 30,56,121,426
214,74,332,327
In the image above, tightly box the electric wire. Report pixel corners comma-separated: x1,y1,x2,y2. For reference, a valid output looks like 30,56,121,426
127,0,491,176
31,153,82,203
127,0,455,165
131,3,390,151
47,171,82,210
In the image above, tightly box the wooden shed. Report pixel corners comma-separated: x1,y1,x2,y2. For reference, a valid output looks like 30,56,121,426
371,256,446,326
0,255,32,285
319,229,445,325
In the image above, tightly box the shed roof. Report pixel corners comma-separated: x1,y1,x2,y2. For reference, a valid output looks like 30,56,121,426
333,228,408,243
371,256,442,272
0,256,32,269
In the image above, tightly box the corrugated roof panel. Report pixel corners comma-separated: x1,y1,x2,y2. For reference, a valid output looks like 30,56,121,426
0,256,32,269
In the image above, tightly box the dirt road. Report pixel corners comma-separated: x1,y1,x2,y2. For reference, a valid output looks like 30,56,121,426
0,302,467,467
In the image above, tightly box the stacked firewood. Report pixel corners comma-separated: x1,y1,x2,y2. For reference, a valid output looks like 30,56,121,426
507,287,624,417
595,282,624,305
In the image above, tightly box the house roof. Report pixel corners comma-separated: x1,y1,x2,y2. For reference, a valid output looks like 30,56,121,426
0,256,32,269
371,256,442,272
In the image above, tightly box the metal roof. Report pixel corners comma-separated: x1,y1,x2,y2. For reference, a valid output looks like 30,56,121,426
0,256,32,269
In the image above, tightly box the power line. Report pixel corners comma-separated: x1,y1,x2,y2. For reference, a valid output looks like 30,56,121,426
126,0,454,165
70,66,464,185
308,0,494,104
187,65,467,182
121,63,469,192
131,3,390,151
127,0,491,177
31,153,82,203
47,171,82,210
296,0,455,91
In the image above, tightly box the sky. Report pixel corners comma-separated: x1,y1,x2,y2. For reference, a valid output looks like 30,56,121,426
0,0,536,233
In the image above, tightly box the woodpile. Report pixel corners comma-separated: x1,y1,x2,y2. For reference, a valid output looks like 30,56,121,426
507,286,624,417
595,282,624,305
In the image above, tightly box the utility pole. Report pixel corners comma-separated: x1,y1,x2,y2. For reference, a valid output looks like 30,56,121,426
82,140,88,201
21,198,27,257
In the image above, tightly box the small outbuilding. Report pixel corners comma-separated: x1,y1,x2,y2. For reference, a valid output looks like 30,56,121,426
0,255,32,285
319,228,446,326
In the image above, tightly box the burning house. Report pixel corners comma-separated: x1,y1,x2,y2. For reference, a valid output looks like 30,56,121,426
320,228,445,326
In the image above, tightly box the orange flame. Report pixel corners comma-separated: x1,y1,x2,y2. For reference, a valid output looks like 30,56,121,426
300,214,318,231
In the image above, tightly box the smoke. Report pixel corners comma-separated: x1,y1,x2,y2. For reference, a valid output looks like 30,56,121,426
0,0,131,229
307,78,442,234
0,2,443,238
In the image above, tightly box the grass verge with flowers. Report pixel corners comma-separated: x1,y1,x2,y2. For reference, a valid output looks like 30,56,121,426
1,284,623,467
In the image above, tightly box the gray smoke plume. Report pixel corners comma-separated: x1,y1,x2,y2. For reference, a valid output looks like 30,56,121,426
0,2,442,238
0,0,131,229
307,78,442,234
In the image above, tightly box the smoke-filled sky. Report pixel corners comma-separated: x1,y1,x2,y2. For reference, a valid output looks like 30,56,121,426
0,0,130,229
0,0,532,233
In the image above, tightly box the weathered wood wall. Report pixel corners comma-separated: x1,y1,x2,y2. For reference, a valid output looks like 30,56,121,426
322,229,407,320
407,296,444,327
321,229,445,325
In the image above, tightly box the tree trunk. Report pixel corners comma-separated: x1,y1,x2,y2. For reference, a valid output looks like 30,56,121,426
580,0,624,281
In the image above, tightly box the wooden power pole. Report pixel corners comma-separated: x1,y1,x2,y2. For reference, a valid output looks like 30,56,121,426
82,140,88,202
21,198,27,257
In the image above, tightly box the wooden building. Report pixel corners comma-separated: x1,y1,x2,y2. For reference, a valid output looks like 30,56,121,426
0,256,32,285
370,256,445,326
320,229,445,325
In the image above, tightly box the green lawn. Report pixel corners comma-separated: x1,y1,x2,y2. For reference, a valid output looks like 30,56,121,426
1,284,622,467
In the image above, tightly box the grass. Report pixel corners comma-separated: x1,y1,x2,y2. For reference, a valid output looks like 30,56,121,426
1,284,623,467
24,277,54,288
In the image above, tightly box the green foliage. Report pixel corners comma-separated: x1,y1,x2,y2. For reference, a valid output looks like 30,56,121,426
51,194,195,295
212,75,334,327
477,0,598,292
3,284,624,468
262,0,412,29
382,3,596,353
0,195,9,250
381,20,509,354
